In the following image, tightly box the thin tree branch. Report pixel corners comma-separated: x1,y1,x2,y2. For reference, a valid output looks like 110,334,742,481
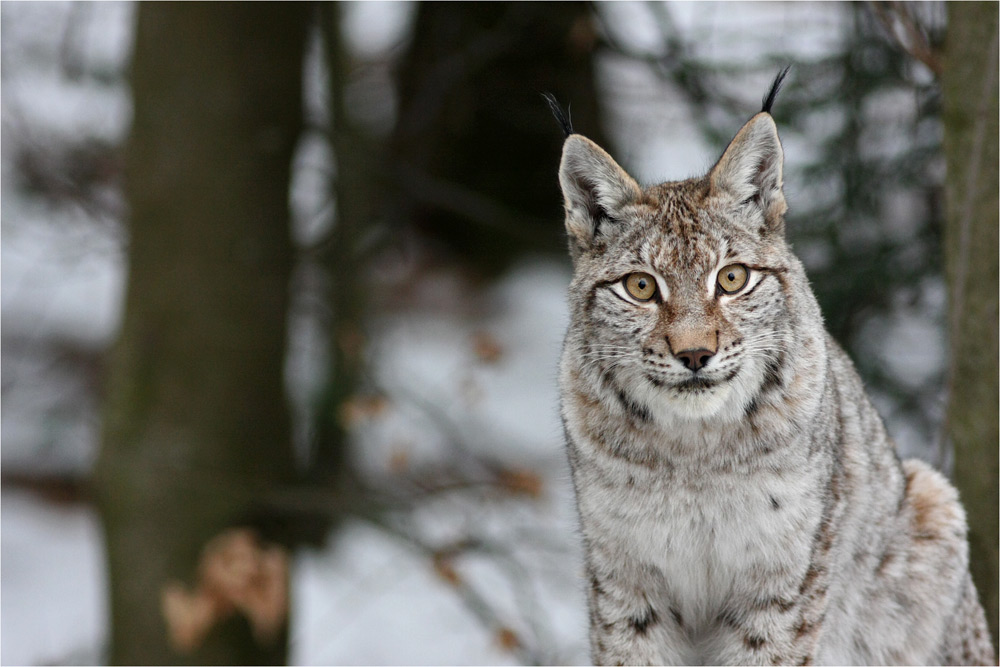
870,1,943,75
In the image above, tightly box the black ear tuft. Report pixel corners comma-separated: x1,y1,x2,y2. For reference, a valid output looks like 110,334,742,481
542,92,574,138
760,66,791,115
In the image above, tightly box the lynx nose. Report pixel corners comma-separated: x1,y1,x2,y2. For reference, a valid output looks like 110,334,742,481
674,348,714,372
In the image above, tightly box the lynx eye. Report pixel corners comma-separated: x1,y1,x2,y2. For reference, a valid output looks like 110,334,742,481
624,272,657,301
717,264,749,294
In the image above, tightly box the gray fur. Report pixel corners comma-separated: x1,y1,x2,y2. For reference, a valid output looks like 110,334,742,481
557,111,994,665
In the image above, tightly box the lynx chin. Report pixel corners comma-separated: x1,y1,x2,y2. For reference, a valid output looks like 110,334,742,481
552,71,994,665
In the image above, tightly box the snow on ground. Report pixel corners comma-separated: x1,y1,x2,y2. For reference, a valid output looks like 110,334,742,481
1,491,108,665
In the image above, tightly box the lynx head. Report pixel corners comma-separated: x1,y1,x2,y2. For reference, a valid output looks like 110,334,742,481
557,72,823,427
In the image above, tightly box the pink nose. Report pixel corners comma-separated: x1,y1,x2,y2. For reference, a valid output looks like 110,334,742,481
674,348,714,372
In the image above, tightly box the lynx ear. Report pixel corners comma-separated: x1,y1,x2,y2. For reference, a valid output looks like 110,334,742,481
558,135,642,257
709,112,787,235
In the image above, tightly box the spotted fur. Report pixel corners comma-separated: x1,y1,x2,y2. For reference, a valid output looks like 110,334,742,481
557,97,994,665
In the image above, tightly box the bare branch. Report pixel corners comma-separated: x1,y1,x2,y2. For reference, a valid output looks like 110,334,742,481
869,1,943,75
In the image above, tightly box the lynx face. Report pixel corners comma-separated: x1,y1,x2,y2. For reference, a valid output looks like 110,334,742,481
560,112,801,425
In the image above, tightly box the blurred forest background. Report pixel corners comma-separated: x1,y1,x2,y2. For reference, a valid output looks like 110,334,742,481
1,1,996,664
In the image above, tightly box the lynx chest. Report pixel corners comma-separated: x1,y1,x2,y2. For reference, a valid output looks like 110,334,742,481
576,445,824,627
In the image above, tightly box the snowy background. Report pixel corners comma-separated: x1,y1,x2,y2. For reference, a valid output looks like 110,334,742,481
1,2,946,664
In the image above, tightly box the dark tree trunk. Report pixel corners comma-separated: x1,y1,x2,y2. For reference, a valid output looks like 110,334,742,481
389,1,608,274
941,1,999,652
96,3,309,663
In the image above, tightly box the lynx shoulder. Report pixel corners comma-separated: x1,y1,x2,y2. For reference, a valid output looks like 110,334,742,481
554,73,994,665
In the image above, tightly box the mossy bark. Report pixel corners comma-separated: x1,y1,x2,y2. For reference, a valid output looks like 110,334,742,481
96,3,309,663
941,1,999,652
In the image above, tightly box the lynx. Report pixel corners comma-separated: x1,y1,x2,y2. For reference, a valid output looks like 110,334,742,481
552,72,994,665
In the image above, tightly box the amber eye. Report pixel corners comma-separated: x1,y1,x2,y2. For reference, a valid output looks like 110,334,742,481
717,264,749,294
624,272,657,301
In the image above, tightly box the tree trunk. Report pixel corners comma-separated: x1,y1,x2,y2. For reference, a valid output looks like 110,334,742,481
96,3,309,663
941,1,999,652
389,2,608,274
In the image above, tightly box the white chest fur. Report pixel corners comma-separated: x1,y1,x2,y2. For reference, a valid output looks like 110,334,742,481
575,437,823,634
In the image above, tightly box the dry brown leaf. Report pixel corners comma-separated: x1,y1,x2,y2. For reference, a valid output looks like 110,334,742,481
200,528,258,610
496,626,522,652
472,331,504,364
432,552,461,586
161,582,220,654
239,545,289,644
163,528,290,651
338,394,389,428
496,467,544,499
